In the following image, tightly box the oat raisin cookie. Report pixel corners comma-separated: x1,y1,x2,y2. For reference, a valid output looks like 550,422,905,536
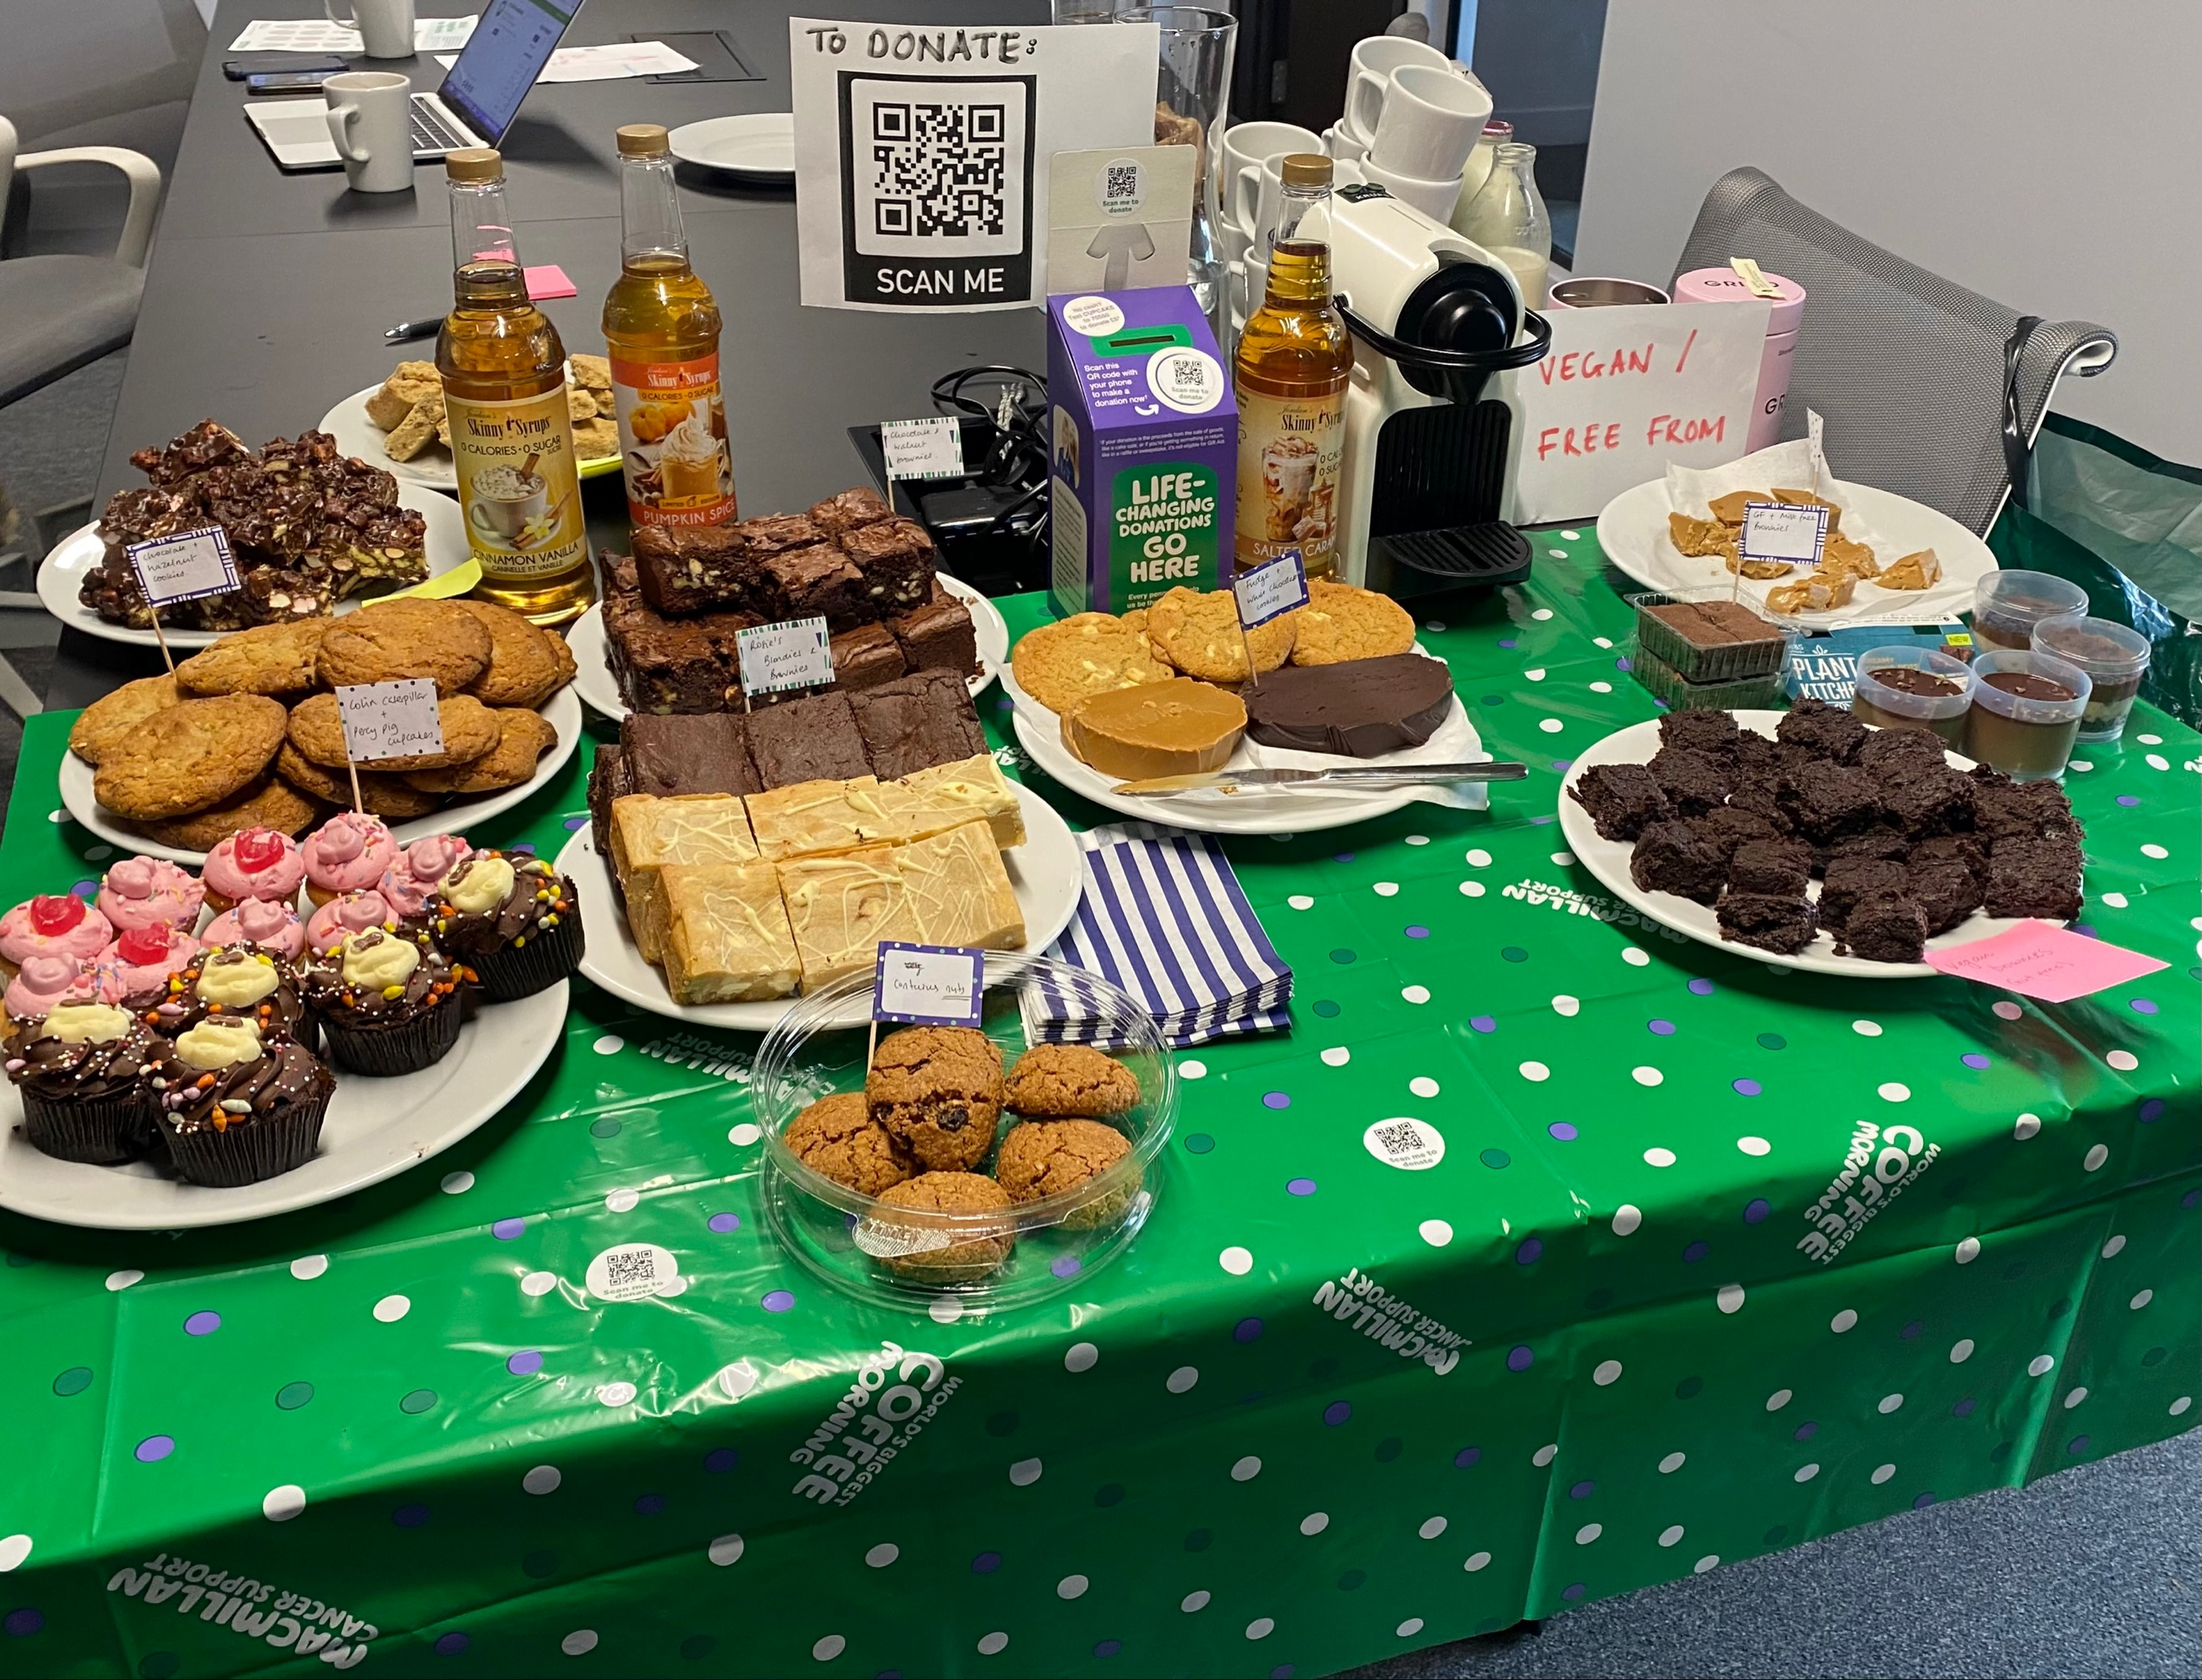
1010,613,1172,715
173,619,329,697
274,742,441,819
93,695,288,820
67,675,180,765
1287,579,1416,666
132,777,321,850
867,1171,1014,1281
404,708,557,794
454,599,575,708
287,691,500,771
783,1091,912,1195
994,1118,1135,1228
1004,1044,1140,1118
867,1025,1004,1171
315,598,493,696
1144,586,1295,682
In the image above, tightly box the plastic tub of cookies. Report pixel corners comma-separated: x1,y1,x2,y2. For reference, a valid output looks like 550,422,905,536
752,954,1175,1310
1627,587,1790,683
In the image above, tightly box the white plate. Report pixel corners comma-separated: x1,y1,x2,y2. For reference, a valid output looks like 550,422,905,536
0,980,566,1230
562,779,1084,1033
317,383,624,493
1557,709,2041,979
566,574,1009,719
1595,475,1994,628
59,688,584,866
39,482,469,651
668,113,794,179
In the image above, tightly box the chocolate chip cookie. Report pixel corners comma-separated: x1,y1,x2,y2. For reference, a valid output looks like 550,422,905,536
1003,1044,1140,1117
92,695,288,820
783,1091,912,1195
287,691,500,772
67,675,179,765
456,599,577,708
315,598,493,696
173,619,330,697
866,1171,1015,1281
867,1025,1004,1171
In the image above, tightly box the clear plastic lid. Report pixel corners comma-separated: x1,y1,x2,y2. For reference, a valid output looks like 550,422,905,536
1968,647,2091,723
2030,613,2151,678
1972,570,2089,639
1851,646,1975,720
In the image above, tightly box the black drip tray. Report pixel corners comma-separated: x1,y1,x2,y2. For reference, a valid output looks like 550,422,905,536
1367,522,1532,597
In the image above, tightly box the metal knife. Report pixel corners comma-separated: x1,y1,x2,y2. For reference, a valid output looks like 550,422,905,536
1110,761,1530,796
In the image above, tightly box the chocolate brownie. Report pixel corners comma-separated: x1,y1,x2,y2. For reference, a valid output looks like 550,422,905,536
621,713,762,797
1629,819,1727,905
1656,708,1741,761
829,623,908,693
1570,763,1672,842
1908,858,1984,935
1725,779,1794,834
738,513,826,558
1909,832,1989,888
807,486,894,535
1840,890,1928,963
1717,892,1818,955
632,524,768,618
1856,727,1951,781
1971,775,2084,846
1732,728,1783,780
742,691,871,789
1776,696,1869,764
1819,855,1909,931
838,517,936,615
850,669,988,781
606,601,729,714
1689,803,1778,861
891,590,979,676
1729,836,1814,897
1984,835,2084,920
1883,767,1974,838
1777,761,1882,843
1646,746,1731,817
587,743,633,878
763,546,875,627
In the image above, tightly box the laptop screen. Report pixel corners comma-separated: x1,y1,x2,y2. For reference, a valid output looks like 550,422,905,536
438,0,581,146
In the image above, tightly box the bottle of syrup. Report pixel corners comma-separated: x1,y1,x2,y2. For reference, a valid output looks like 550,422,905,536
437,148,595,625
1233,153,1352,579
603,124,735,530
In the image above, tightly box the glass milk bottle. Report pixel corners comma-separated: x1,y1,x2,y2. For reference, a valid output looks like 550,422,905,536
1458,141,1551,315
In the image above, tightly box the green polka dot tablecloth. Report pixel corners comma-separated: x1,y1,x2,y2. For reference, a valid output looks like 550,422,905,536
1,534,2195,1678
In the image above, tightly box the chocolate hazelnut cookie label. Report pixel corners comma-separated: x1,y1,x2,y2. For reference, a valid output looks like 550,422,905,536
1362,1116,1446,1172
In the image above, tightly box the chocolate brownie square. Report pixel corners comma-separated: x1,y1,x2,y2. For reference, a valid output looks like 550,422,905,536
1883,767,1975,838
1725,778,1794,834
1729,836,1814,897
1778,761,1882,843
1909,833,1989,888
1656,708,1741,761
829,623,908,693
605,601,729,715
839,517,937,615
1732,728,1784,780
742,692,872,789
587,744,634,885
850,669,989,780
632,524,768,618
621,713,762,797
1690,804,1779,861
1717,892,1818,955
1629,819,1727,905
1856,727,1951,781
1776,695,1869,764
737,513,826,557
1819,855,1909,932
1984,836,2084,920
1972,776,2084,847
1840,891,1928,963
1647,747,1732,817
1908,859,1984,935
807,486,894,535
1570,763,1672,842
891,591,979,676
763,546,875,628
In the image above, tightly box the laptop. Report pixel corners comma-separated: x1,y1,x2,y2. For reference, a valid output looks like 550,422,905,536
244,0,583,172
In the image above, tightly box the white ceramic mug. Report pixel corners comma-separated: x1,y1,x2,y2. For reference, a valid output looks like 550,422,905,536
1341,34,1452,146
1229,153,1289,256
324,71,415,193
326,0,415,59
1369,62,1493,181
1220,119,1321,229
1322,122,1368,164
1362,155,1465,221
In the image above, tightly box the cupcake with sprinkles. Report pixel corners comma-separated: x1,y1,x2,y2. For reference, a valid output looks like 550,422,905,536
152,1017,335,1187
0,892,112,981
305,888,403,956
432,848,583,1001
149,943,311,1046
201,898,306,963
377,834,472,938
303,927,466,1075
6,996,165,1163
5,955,120,1026
101,923,201,1014
201,826,307,911
96,856,203,934
301,812,398,908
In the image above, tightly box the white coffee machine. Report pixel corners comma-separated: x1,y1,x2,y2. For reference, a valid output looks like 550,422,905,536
1326,185,1551,597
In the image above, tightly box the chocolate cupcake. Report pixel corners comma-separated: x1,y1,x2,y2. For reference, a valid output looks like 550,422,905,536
431,850,583,1002
6,1000,165,1164
152,1017,335,1188
148,943,311,1046
304,927,465,1076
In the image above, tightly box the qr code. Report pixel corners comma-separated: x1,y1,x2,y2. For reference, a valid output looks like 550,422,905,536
1103,163,1139,203
1371,1122,1426,1158
603,1248,658,1290
871,101,1007,239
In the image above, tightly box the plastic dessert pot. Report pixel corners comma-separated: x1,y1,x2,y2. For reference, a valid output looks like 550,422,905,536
1962,647,2090,781
1971,569,2087,653
2029,614,2150,742
1850,646,1976,746
752,954,1175,1311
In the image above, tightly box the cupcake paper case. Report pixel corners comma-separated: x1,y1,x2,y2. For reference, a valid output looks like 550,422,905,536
96,856,203,934
203,899,306,962
7,999,165,1164
305,927,465,1076
154,1017,334,1188
201,826,306,911
432,850,583,1002
0,894,113,980
302,814,398,908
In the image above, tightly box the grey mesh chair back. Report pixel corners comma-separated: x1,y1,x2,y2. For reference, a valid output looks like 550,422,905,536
1672,168,2116,536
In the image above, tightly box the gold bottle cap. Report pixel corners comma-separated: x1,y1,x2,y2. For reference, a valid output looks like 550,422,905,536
616,124,672,158
445,148,503,183
1281,153,1333,187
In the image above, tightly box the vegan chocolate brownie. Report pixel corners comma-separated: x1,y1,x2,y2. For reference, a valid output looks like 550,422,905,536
1732,728,1783,779
1839,890,1928,963
1818,855,1909,932
1883,767,1974,838
890,588,979,676
587,744,633,870
1717,892,1818,955
1645,746,1731,817
764,545,874,627
1725,778,1794,834
850,669,988,781
806,486,893,535
1908,832,1989,888
1908,858,1985,935
1777,761,1882,843
1776,695,1870,764
1971,773,2085,846
1629,818,1727,905
1570,763,1672,842
829,623,909,692
620,713,762,797
1729,836,1814,897
632,524,768,618
1656,708,1742,761
1855,726,1952,781
1984,835,2084,920
742,691,871,789
1688,803,1779,861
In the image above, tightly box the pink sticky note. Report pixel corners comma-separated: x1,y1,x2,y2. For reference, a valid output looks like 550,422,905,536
524,265,578,300
1925,919,2169,1003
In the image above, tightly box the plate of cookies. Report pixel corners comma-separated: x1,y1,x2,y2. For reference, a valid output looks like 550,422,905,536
320,355,624,492
59,597,582,864
1003,582,1483,835
1558,704,2086,978
751,956,1174,1309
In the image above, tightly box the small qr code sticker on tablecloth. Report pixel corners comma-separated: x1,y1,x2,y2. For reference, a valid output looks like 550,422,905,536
586,1244,681,1301
1363,1118,1446,1171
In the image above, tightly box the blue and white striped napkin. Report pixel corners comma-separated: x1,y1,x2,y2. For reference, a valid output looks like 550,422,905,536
1024,829,1294,1048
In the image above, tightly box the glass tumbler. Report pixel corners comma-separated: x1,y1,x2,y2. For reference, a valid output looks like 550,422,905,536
1118,6,1237,328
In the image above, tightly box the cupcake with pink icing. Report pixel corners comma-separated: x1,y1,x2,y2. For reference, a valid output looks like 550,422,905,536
0,893,113,981
5,954,121,1025
305,889,402,956
202,897,307,963
101,923,201,1013
202,827,307,911
301,814,399,907
96,856,204,934
378,834,471,935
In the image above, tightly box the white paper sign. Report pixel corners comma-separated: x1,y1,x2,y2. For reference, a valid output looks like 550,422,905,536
736,617,835,696
1233,549,1309,628
790,16,1158,311
1046,146,1195,294
880,416,965,481
1510,298,1773,524
335,679,444,763
872,940,985,1025
1739,501,1828,565
127,528,239,607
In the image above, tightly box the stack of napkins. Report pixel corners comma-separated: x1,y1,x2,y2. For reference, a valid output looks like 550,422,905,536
1026,827,1293,1048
